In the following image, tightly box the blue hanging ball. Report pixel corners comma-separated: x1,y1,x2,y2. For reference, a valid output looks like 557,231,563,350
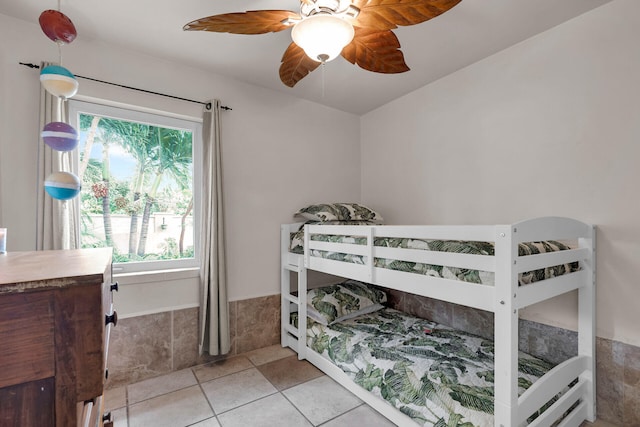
40,65,79,98
41,122,79,151
44,171,81,200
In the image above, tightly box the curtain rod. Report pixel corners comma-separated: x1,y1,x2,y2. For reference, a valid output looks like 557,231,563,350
19,62,232,111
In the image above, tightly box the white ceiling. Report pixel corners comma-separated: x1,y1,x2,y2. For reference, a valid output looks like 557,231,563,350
0,0,612,114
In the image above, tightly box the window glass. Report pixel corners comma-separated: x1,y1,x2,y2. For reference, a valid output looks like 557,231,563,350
68,100,201,272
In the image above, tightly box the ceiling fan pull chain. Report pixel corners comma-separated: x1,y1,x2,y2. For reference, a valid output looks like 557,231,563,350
321,62,326,98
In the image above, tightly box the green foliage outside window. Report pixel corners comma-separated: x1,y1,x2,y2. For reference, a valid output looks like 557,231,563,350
77,113,195,263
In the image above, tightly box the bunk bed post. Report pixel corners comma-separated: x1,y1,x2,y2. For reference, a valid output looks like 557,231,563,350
298,224,312,360
578,225,597,422
297,264,307,360
493,225,519,427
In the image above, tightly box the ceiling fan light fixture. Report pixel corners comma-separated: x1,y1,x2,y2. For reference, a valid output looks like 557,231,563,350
291,14,354,63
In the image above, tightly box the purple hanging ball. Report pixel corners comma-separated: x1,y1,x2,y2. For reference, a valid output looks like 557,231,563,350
41,121,79,151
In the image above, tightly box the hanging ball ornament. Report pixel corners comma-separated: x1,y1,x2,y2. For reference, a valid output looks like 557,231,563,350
40,65,79,98
41,122,79,152
39,10,77,44
44,171,81,200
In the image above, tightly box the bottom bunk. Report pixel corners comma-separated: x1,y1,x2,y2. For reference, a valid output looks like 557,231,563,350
286,282,587,427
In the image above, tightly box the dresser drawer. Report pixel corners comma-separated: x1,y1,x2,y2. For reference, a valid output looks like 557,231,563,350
0,378,54,427
0,292,54,388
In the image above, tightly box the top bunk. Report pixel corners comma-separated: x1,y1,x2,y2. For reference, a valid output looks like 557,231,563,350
281,216,595,314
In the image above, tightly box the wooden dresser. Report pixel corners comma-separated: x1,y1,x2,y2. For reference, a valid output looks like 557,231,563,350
0,248,116,427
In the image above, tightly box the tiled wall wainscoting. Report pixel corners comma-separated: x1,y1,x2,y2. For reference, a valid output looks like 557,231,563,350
106,294,281,388
386,289,640,426
106,291,638,425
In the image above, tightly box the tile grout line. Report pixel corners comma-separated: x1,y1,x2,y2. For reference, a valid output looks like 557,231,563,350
193,366,221,427
254,354,344,426
197,350,320,423
127,356,257,406
170,310,175,371
279,388,319,427
192,357,280,421
213,390,282,418
315,403,368,426
122,346,313,426
125,386,130,427
194,362,255,385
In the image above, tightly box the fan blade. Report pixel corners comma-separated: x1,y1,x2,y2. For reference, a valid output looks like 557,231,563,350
341,27,410,74
352,0,462,31
279,43,321,87
184,10,300,34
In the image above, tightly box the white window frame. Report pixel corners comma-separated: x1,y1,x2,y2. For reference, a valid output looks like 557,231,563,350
68,99,202,274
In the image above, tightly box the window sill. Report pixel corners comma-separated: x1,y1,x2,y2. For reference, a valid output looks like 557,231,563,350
114,267,200,286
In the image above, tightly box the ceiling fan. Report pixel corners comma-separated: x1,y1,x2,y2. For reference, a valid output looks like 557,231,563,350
184,0,462,88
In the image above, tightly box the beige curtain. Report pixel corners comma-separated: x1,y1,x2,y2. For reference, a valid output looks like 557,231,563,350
199,100,230,356
36,61,79,250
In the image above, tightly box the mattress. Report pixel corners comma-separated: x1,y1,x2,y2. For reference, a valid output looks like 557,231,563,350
289,225,579,286
303,307,557,427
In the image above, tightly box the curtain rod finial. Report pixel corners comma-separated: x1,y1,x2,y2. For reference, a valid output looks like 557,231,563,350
19,62,40,69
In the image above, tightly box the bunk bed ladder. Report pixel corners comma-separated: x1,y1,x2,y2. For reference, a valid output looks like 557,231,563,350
280,224,307,359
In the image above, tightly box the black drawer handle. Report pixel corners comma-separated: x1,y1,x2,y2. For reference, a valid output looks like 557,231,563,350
105,311,118,327
103,412,112,422
110,282,119,292
105,368,109,380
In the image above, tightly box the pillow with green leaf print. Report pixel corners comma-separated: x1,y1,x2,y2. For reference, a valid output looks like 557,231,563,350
306,280,387,326
295,203,384,224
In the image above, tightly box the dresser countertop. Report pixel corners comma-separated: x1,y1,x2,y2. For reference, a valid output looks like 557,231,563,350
0,248,112,293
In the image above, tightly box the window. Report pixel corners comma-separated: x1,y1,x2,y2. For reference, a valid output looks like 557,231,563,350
68,100,201,273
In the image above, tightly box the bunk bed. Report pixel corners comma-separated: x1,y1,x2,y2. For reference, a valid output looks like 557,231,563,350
280,216,596,427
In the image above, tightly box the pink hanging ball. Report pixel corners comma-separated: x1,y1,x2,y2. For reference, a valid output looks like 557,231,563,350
41,122,79,151
39,10,77,44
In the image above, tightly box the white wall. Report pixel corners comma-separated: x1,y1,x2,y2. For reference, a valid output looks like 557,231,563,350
0,14,361,317
361,0,640,347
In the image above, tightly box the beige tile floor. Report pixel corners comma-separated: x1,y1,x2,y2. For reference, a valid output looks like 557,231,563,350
104,344,619,427
104,344,394,427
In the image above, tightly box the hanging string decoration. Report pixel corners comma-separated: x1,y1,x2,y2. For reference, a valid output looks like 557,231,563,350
39,1,82,200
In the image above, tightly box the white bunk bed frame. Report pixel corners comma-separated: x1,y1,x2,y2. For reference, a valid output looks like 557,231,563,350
280,217,596,427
